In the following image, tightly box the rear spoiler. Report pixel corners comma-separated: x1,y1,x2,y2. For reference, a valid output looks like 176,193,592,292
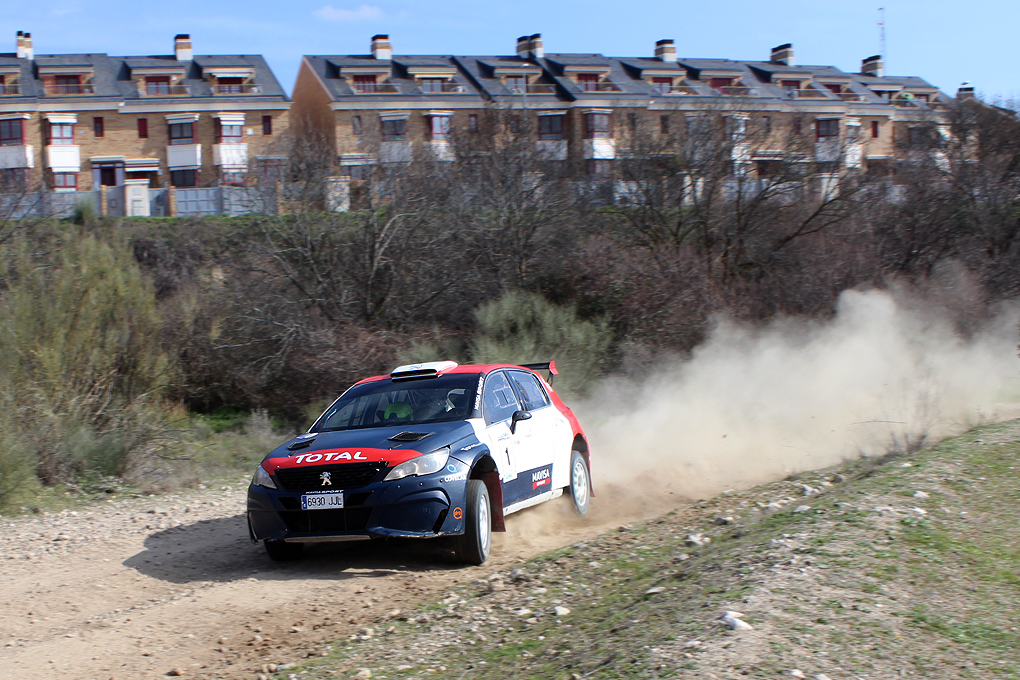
521,361,558,385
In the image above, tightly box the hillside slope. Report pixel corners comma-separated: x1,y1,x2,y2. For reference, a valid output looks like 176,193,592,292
279,420,1020,680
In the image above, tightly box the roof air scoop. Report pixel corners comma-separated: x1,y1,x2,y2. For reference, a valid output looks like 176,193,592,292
390,360,459,381
287,432,319,451
387,431,435,442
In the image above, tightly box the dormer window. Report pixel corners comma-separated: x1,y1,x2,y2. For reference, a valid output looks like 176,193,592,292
823,83,842,94
652,77,672,95
0,74,19,95
505,75,527,93
354,75,379,93
419,78,444,93
780,79,800,95
146,77,172,95
217,78,244,94
578,74,599,91
710,77,733,91
54,75,88,95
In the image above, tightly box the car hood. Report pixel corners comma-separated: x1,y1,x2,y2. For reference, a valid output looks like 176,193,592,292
260,420,478,471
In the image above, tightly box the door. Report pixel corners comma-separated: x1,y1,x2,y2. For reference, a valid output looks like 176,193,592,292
479,371,526,505
507,370,572,495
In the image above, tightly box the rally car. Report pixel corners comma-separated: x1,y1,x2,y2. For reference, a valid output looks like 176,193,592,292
246,360,592,565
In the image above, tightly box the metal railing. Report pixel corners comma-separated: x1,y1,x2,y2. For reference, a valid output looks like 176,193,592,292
215,84,262,94
785,87,829,99
717,86,756,96
838,92,864,101
351,81,399,94
0,83,21,95
142,84,190,96
46,83,95,95
660,85,700,95
419,81,469,94
507,83,556,95
578,81,622,93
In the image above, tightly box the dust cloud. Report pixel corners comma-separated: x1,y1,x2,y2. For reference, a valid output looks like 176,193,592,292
579,288,1020,504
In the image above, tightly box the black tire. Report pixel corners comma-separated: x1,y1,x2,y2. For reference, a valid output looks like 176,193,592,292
568,450,591,516
264,539,303,562
455,479,492,566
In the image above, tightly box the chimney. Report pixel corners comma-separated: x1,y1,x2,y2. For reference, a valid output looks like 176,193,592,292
174,34,193,61
770,43,794,65
16,31,33,60
371,34,392,60
957,85,975,100
529,33,544,58
655,39,677,63
516,35,531,58
861,54,884,77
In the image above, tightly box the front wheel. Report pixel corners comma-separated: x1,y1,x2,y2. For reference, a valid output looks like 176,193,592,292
264,539,303,561
455,479,492,565
569,450,591,516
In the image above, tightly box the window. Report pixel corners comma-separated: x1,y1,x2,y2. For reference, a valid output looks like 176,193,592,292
505,75,527,93
710,77,733,91
257,158,285,185
660,114,670,135
170,169,197,187
352,115,363,135
342,165,369,181
381,118,407,142
220,123,242,140
93,116,104,137
627,113,637,134
54,75,81,94
792,117,802,136
419,78,443,93
0,168,29,190
138,118,148,138
0,119,23,146
145,77,170,95
427,115,450,141
824,83,842,94
586,159,613,177
908,126,934,150
780,79,800,95
538,115,564,141
352,75,377,93
217,77,243,94
49,122,75,145
468,114,478,133
871,120,880,138
846,125,860,143
53,172,77,191
577,73,599,91
221,170,246,186
482,372,521,426
262,115,272,136
169,122,195,145
762,115,772,135
816,118,840,141
508,371,550,411
652,77,672,95
584,112,611,139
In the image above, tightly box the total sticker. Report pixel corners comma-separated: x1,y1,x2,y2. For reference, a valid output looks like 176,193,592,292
452,507,463,520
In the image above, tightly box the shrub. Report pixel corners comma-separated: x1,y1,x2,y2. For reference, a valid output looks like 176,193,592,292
469,291,611,396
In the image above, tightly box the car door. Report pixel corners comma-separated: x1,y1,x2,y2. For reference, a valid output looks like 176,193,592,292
507,370,572,495
479,370,527,506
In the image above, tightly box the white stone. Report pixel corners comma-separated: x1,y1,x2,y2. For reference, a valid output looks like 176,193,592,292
553,606,571,616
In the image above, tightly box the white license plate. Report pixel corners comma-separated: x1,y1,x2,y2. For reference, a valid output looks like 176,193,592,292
301,492,344,510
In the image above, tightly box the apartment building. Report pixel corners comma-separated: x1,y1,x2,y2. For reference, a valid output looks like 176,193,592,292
291,34,951,183
0,32,289,195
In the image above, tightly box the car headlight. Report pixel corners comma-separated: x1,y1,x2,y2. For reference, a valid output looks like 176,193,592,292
252,464,277,489
384,447,451,481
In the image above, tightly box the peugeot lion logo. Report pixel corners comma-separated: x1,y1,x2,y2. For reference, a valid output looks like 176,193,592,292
319,471,332,487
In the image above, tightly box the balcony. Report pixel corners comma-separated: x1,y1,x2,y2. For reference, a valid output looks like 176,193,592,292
583,138,616,160
785,88,829,99
215,84,262,95
0,83,21,95
716,86,756,96
350,81,399,94
577,81,622,93
0,144,34,169
419,81,469,94
46,145,80,171
213,143,248,167
536,140,567,161
839,92,865,101
167,143,202,169
45,83,95,95
141,84,190,96
658,85,700,96
506,83,557,95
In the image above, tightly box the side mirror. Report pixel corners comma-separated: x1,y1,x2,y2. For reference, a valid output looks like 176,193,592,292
510,410,532,434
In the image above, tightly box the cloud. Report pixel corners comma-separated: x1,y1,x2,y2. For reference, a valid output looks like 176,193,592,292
314,4,384,21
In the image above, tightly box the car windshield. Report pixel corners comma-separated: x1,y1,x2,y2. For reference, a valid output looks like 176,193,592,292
310,373,481,432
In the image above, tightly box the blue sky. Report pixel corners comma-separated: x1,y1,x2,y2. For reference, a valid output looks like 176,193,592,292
3,0,1018,100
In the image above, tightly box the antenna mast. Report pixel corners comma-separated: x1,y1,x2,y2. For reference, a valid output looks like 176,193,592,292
878,7,886,61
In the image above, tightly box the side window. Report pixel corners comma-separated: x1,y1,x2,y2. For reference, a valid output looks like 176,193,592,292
482,372,521,425
508,371,550,411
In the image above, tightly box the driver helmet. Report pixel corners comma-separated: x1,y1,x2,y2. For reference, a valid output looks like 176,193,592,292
384,402,414,423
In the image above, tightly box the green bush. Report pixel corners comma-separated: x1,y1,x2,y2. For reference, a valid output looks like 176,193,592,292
0,234,171,484
469,291,611,396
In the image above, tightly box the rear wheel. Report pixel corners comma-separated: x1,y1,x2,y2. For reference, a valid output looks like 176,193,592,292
455,480,492,565
264,539,303,561
569,450,591,516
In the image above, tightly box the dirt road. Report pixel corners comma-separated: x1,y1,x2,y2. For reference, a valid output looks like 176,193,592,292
0,482,684,679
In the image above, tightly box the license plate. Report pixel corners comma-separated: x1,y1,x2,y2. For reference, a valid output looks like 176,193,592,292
301,492,344,510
